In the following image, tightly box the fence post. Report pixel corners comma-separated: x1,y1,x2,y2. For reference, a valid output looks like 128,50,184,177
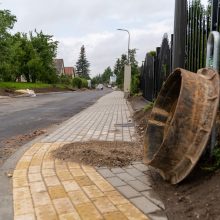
172,0,187,70
206,31,220,154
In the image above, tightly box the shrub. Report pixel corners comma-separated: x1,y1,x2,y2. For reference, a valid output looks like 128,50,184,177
72,77,82,89
59,75,71,85
81,78,88,88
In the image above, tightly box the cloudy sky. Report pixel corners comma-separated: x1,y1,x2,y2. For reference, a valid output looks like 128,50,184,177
1,0,208,77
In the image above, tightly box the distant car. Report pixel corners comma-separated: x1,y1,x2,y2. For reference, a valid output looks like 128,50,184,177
96,84,103,90
107,84,112,88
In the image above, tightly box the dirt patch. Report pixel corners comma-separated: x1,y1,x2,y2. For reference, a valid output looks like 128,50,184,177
33,87,75,93
150,168,220,220
132,96,220,220
52,141,143,167
0,129,46,166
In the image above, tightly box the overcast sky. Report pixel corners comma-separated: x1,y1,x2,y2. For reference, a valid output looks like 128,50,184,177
1,0,208,77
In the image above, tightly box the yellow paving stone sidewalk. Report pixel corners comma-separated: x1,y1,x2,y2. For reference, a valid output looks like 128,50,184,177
13,142,149,220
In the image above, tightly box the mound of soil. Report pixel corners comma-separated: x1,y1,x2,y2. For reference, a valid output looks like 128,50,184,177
52,141,143,167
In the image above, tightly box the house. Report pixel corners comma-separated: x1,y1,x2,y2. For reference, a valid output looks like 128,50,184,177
64,67,75,78
54,59,65,76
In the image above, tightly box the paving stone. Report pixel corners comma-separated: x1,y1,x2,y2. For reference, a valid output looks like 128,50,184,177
117,185,141,199
53,198,75,215
133,163,149,172
148,213,168,220
127,179,151,192
106,177,126,187
116,172,136,181
110,167,125,174
142,190,165,210
130,196,161,214
137,175,152,186
68,190,90,205
92,197,117,213
35,204,57,220
103,211,127,220
117,203,149,220
124,168,143,177
76,202,103,220
97,168,115,178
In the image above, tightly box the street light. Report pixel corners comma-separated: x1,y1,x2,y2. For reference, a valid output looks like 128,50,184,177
117,28,130,64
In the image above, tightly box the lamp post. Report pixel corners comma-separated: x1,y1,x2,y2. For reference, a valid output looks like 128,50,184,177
117,28,130,64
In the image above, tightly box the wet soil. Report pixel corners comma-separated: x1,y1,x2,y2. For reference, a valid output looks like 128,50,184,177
52,141,143,168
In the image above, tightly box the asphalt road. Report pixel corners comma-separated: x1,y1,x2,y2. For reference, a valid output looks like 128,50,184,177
0,89,111,145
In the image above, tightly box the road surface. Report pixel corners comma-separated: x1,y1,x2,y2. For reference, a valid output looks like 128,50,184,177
0,90,111,145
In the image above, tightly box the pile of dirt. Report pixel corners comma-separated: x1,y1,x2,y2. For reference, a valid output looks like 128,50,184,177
0,88,20,97
0,129,46,166
52,141,143,167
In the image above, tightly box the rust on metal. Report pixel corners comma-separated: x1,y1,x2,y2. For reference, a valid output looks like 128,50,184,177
144,68,220,184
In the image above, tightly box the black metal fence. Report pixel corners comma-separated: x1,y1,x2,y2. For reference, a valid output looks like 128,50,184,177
140,0,219,101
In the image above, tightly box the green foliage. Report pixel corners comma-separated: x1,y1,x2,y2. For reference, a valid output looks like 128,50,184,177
213,147,220,169
72,77,88,89
143,102,154,112
75,45,90,79
72,77,82,89
59,75,72,85
91,74,102,87
0,82,65,90
101,67,113,84
148,51,156,57
81,78,88,88
0,10,58,84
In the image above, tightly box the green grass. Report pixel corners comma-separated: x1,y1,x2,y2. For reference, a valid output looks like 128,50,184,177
0,82,67,90
143,102,154,112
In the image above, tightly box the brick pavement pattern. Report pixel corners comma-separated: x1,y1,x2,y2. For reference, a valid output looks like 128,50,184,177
13,91,166,220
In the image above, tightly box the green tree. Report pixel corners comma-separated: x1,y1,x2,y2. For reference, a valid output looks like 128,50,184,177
116,54,127,88
0,10,17,81
91,74,102,86
30,30,58,83
75,45,90,79
101,66,112,84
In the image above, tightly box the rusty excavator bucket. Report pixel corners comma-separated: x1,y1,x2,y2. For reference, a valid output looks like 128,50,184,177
144,68,220,184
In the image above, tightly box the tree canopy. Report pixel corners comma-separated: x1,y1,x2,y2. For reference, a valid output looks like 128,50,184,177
75,45,90,79
0,9,59,83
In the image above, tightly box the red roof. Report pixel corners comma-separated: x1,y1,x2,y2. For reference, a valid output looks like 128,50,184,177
64,67,74,76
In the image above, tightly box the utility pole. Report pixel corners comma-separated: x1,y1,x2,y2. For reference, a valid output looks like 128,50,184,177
172,0,187,70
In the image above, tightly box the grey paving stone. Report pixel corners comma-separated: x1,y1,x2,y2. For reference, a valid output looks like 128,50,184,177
127,180,151,192
136,175,152,186
133,163,149,172
130,196,161,214
117,185,141,199
116,172,136,181
124,168,143,177
97,168,115,178
148,213,168,220
142,190,165,210
106,177,126,187
110,167,125,174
